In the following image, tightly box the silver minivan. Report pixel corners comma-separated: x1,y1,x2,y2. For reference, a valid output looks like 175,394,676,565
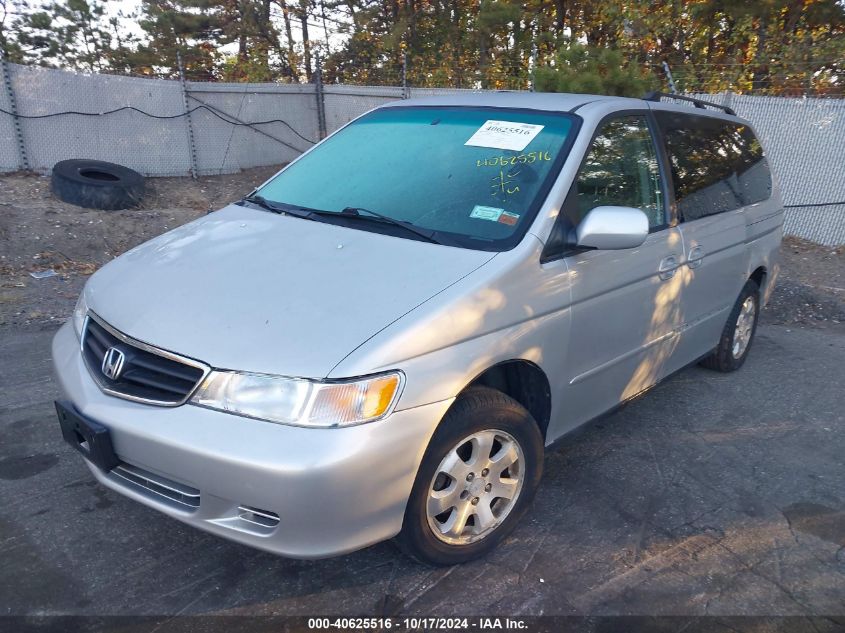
52,92,782,565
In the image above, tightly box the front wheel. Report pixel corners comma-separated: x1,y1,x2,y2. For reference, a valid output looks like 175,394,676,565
700,279,760,372
396,387,544,566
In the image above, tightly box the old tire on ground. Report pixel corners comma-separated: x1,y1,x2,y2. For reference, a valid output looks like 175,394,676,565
51,159,145,210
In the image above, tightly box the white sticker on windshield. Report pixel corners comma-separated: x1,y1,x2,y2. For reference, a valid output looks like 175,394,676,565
470,205,504,222
465,120,545,151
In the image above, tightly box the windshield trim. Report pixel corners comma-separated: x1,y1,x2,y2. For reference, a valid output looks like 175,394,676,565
249,105,585,252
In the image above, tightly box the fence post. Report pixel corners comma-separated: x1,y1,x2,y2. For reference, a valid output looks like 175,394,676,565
314,53,327,140
177,51,199,178
662,61,677,94
402,53,410,99
0,51,29,171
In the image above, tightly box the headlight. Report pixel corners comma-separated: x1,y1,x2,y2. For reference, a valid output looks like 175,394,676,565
191,370,403,428
72,292,88,338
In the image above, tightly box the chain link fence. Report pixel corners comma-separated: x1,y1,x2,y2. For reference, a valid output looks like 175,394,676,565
184,82,319,174
1,59,843,245
0,62,192,175
680,91,845,246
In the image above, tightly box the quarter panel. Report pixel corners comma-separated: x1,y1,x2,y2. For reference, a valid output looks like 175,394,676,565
746,210,784,306
744,129,784,305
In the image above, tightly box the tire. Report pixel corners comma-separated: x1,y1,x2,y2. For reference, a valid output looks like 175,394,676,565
396,386,544,566
699,279,760,372
51,159,145,210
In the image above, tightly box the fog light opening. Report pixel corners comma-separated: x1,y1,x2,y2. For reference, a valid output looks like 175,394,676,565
237,505,280,528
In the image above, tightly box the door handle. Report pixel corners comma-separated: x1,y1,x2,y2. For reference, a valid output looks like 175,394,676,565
688,246,704,269
658,255,679,281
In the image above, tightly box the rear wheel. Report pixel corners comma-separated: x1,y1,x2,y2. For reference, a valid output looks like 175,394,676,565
700,279,760,372
397,387,543,565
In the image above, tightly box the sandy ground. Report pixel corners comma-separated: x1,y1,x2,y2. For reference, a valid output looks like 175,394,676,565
1,169,843,332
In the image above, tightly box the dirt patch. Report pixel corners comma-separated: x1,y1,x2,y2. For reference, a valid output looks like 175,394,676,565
1,171,843,331
761,236,845,330
0,166,280,328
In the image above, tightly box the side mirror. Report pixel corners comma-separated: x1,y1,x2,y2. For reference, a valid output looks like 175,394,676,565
576,206,649,250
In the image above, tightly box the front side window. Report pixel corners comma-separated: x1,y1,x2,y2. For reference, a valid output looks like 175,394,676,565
573,115,665,229
655,112,772,221
254,106,578,250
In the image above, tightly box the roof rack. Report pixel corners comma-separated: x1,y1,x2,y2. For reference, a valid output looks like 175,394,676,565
642,91,736,117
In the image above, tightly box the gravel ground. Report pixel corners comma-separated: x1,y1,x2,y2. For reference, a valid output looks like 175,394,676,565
1,169,843,333
0,167,280,328
764,236,845,329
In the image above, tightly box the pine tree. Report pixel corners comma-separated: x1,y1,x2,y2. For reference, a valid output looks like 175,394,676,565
10,0,135,71
2,0,843,92
534,41,656,97
0,0,25,62
131,0,222,79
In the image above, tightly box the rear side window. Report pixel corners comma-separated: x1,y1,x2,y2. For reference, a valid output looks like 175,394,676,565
655,112,772,221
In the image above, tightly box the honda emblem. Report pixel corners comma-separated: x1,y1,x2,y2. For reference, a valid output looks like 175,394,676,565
101,347,126,381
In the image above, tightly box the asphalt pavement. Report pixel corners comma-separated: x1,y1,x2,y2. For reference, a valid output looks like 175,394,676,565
1,323,843,620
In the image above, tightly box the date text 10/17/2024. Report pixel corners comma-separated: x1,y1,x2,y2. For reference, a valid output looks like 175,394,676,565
307,617,529,631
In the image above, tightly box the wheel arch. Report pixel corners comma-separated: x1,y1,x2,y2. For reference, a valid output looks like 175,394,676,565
454,359,552,441
749,265,767,290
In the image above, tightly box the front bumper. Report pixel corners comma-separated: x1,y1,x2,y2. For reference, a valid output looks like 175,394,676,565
52,321,452,558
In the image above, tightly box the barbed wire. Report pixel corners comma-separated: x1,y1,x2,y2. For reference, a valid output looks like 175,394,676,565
649,60,844,67
6,56,843,97
16,53,840,97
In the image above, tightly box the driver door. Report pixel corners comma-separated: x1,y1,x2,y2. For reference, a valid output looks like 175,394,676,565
545,113,685,436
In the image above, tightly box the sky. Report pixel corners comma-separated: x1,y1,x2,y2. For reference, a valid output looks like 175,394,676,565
103,0,145,38
99,0,349,51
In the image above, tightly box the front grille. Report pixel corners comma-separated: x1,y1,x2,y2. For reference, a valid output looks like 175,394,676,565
82,313,209,406
110,462,200,510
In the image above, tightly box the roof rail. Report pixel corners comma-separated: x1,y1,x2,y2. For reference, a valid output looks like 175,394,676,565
642,91,736,117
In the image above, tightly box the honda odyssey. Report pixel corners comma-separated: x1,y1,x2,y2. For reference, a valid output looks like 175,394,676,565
52,91,782,565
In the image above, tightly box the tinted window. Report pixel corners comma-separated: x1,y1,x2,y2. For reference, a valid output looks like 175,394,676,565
256,107,577,250
573,115,665,228
655,112,772,221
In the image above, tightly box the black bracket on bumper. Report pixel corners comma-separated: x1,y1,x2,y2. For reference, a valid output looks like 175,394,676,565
55,400,120,472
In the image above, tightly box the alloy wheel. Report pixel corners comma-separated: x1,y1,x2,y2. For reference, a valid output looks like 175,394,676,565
732,295,757,359
426,429,525,545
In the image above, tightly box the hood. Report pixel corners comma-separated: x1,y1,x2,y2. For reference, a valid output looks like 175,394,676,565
85,204,496,378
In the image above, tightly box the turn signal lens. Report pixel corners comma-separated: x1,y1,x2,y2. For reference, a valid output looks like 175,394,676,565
307,374,401,427
72,292,88,338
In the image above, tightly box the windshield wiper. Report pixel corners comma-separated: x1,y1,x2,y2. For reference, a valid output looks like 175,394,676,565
243,196,446,245
241,194,319,220
340,207,445,245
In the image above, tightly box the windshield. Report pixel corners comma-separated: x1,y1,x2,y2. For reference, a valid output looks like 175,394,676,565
255,106,579,250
